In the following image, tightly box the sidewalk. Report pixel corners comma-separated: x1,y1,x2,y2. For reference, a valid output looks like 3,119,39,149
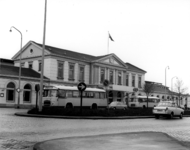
33,132,190,150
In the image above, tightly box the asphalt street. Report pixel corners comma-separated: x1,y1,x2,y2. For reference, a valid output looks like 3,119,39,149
1,108,190,150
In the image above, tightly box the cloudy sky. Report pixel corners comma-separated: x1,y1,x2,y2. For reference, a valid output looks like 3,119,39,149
1,0,190,93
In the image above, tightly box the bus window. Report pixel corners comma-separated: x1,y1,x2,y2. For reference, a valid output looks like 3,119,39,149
73,91,79,97
57,90,66,98
100,93,105,99
43,90,49,97
51,90,57,97
94,92,99,98
67,91,73,97
88,92,94,98
139,98,143,102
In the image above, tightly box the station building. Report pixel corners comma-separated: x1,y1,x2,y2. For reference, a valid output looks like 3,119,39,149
0,41,146,108
1,40,188,108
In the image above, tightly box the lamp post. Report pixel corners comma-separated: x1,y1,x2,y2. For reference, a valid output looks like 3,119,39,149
39,0,47,112
171,76,178,91
10,26,23,109
171,76,178,102
165,66,169,99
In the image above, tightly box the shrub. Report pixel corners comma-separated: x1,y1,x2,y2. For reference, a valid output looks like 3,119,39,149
28,107,155,116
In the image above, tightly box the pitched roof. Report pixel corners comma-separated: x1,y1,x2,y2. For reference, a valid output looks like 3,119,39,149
0,64,48,79
125,63,146,73
32,41,111,62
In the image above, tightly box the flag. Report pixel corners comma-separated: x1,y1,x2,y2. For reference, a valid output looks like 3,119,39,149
109,33,114,42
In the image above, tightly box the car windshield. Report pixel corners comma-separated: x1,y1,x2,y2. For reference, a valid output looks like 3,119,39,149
157,102,172,107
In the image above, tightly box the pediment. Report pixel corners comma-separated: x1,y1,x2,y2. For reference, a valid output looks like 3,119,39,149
95,54,127,68
12,41,50,60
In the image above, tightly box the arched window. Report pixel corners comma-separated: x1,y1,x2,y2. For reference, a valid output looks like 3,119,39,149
6,82,15,101
117,92,121,102
162,96,164,99
23,84,32,102
167,96,170,99
138,93,141,96
157,95,159,98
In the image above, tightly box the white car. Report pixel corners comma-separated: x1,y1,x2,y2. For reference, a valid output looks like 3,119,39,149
108,101,128,110
153,101,184,119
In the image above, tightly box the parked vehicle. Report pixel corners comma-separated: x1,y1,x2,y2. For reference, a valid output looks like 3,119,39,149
42,85,107,109
108,101,127,110
152,101,184,119
129,96,160,108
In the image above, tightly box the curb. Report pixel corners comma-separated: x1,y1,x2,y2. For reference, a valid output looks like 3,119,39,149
15,112,155,119
15,112,190,119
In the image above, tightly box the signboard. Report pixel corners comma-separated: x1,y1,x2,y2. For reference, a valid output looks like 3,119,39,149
77,82,86,92
103,79,109,87
133,88,138,92
77,82,87,114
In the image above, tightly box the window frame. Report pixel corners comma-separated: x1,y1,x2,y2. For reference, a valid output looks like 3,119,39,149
126,74,129,86
100,68,105,83
109,70,114,84
138,76,142,88
28,61,33,69
69,63,75,81
132,75,135,87
118,71,122,85
79,65,85,82
57,61,64,79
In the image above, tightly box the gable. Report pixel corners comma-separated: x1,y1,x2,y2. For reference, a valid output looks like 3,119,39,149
95,54,127,68
12,41,50,60
101,57,121,66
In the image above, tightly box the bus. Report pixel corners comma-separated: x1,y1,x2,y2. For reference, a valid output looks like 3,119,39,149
42,85,107,109
128,96,160,108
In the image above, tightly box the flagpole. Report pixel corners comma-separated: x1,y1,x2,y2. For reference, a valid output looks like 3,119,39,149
107,31,109,54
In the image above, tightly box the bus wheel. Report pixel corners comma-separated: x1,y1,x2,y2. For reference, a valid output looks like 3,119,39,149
66,103,73,109
92,104,97,110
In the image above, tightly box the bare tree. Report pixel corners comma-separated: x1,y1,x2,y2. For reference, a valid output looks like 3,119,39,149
174,79,188,106
143,82,155,108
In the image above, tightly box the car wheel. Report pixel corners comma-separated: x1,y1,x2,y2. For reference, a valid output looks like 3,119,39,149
155,115,159,119
169,113,173,119
179,113,183,119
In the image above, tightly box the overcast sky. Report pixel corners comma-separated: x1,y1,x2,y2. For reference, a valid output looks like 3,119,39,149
1,0,190,93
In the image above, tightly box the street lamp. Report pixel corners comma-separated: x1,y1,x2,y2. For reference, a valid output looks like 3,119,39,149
10,26,23,109
165,66,169,99
171,76,178,91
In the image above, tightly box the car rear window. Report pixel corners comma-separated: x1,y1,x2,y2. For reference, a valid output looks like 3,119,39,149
157,102,172,107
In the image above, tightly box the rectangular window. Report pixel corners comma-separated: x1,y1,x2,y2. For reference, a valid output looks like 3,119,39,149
118,72,122,85
100,68,105,83
28,62,33,69
57,62,64,79
79,65,85,82
21,62,25,68
126,74,129,86
132,75,135,87
109,70,113,84
138,76,142,88
38,62,42,71
69,63,75,81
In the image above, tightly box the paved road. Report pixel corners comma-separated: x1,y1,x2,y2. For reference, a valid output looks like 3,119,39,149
0,108,190,150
